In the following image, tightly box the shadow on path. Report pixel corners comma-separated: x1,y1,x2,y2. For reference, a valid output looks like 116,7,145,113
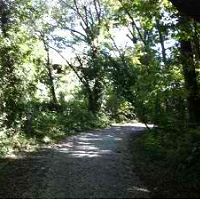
0,123,150,199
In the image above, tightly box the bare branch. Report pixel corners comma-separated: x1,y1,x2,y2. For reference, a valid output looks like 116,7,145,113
73,0,89,29
83,6,89,27
106,26,125,59
88,7,95,26
127,27,136,45
47,45,89,89
59,0,88,29
107,30,128,69
62,25,87,41
93,0,101,25
117,0,146,46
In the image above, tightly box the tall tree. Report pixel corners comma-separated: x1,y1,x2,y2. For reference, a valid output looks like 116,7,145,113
179,16,200,126
53,0,109,114
20,0,60,106
0,0,22,128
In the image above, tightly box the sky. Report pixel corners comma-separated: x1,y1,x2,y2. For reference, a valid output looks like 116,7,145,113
47,0,175,65
49,27,132,64
50,28,175,65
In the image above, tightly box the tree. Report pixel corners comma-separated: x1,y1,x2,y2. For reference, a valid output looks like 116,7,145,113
179,16,200,126
53,0,109,114
168,0,200,22
19,0,59,106
0,0,23,128
103,0,172,125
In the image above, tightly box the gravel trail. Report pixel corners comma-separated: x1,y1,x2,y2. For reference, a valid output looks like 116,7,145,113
0,123,150,199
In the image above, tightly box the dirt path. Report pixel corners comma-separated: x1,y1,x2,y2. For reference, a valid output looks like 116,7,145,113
0,123,150,199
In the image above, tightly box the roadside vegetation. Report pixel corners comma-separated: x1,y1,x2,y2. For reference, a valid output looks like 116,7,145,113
130,127,200,198
0,0,200,196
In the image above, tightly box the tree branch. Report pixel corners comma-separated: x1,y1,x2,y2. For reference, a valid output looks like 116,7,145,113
47,45,89,89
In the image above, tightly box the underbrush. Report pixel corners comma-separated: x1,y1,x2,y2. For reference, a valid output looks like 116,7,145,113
33,106,110,142
0,128,38,157
130,126,200,198
0,101,111,157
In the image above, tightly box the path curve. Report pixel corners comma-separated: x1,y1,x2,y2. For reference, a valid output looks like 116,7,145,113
0,123,150,199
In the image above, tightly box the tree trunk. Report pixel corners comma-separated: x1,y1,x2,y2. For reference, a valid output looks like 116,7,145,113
180,39,200,126
88,79,102,114
179,19,200,126
156,19,167,65
45,45,58,106
88,93,95,114
88,91,101,115
193,21,200,61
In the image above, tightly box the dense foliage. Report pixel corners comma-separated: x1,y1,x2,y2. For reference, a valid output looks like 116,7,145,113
0,0,200,194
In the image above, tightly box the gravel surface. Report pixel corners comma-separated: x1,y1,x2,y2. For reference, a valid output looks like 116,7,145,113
0,123,150,199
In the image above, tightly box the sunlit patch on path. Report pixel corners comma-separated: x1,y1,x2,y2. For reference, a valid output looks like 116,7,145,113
55,131,123,158
34,123,150,199
0,123,151,199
